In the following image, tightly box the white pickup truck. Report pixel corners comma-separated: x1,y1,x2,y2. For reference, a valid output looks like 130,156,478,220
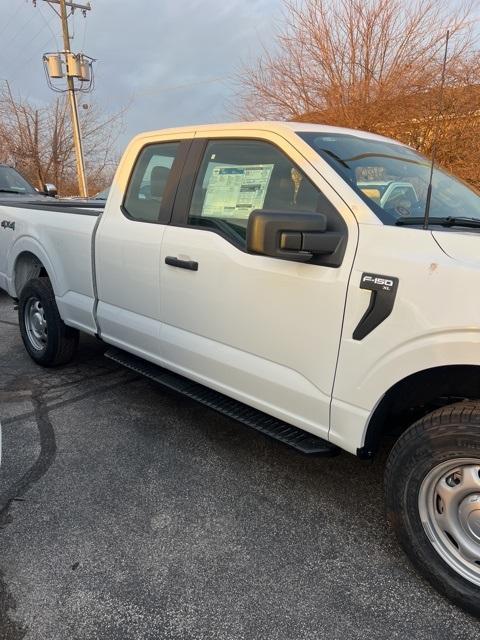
1,122,480,614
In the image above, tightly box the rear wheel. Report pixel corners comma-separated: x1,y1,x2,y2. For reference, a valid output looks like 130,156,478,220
18,278,79,366
385,401,480,617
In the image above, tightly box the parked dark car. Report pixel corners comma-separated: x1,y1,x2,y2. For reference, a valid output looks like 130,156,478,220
93,186,110,201
0,165,57,201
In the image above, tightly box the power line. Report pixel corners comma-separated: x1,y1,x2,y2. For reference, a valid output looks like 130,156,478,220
80,8,88,50
2,17,53,73
133,76,229,99
1,4,58,80
0,1,28,39
9,31,56,78
2,10,38,49
24,20,53,48
86,74,230,105
37,2,60,49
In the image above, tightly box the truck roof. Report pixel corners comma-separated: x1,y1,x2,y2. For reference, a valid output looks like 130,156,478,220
132,121,403,146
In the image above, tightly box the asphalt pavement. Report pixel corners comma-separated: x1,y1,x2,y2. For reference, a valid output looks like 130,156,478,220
0,289,478,639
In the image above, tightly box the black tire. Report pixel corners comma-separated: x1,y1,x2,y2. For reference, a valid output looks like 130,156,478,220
18,277,79,367
385,401,480,617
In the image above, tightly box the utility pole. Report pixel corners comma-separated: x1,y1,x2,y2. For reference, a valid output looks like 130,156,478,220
33,0,94,197
59,0,87,197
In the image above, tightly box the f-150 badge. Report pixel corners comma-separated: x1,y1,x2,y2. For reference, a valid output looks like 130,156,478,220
1,220,15,230
360,274,396,292
353,272,399,340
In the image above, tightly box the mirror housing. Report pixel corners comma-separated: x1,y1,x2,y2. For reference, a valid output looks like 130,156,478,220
43,183,58,197
247,210,342,263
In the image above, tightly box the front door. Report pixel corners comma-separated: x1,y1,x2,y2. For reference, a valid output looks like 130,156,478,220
158,132,357,439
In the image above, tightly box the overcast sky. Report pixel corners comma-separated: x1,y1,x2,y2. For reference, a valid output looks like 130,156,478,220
0,0,280,152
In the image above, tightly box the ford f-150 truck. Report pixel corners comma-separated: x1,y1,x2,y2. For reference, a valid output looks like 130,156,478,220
1,122,480,615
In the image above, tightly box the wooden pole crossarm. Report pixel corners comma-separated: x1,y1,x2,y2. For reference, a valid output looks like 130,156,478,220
42,0,91,12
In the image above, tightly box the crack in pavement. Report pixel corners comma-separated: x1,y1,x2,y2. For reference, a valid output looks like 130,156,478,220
0,366,124,397
1,373,140,429
0,391,56,519
0,391,50,640
0,368,139,638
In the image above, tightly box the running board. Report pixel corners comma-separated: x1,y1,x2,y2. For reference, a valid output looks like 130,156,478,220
105,347,339,456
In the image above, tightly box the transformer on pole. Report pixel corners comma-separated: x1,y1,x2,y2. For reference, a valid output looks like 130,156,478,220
45,53,63,78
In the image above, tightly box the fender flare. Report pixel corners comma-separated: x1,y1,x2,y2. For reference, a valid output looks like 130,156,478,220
330,332,480,455
359,362,480,457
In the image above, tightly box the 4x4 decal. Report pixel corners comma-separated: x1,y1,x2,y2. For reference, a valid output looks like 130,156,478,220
1,220,15,231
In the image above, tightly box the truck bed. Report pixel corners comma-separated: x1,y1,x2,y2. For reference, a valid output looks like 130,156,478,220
0,199,103,334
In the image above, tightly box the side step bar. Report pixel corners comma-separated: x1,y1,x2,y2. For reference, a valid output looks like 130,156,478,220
105,347,339,456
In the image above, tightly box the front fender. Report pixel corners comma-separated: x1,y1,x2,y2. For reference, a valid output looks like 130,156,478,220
329,224,480,454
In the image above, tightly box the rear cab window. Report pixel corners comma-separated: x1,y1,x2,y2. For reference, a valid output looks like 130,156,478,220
123,142,180,223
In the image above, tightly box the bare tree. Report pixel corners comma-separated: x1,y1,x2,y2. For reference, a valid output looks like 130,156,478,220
0,86,125,195
235,0,480,184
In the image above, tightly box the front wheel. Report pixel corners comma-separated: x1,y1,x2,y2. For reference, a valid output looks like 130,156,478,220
18,278,79,367
385,401,480,617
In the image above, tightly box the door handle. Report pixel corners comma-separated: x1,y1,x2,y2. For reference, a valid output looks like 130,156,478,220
165,256,199,271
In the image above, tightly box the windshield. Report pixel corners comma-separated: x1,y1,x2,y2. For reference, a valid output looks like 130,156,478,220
299,132,480,226
0,165,36,194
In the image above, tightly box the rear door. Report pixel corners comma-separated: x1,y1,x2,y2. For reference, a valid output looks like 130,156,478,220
95,134,191,357
158,130,358,439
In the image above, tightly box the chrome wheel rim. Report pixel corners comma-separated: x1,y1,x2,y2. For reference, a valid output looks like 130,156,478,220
24,296,48,351
419,458,480,586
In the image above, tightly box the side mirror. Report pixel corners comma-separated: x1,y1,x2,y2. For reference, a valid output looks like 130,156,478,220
43,183,58,197
247,210,342,263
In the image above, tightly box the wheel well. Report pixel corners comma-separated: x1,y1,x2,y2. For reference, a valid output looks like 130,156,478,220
14,252,49,297
361,365,480,458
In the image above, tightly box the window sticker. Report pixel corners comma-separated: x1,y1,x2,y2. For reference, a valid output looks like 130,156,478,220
201,164,274,218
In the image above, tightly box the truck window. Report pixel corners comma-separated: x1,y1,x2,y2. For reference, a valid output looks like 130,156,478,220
123,142,179,223
188,140,322,245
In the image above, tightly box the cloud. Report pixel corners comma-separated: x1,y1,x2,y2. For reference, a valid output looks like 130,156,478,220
0,0,280,149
